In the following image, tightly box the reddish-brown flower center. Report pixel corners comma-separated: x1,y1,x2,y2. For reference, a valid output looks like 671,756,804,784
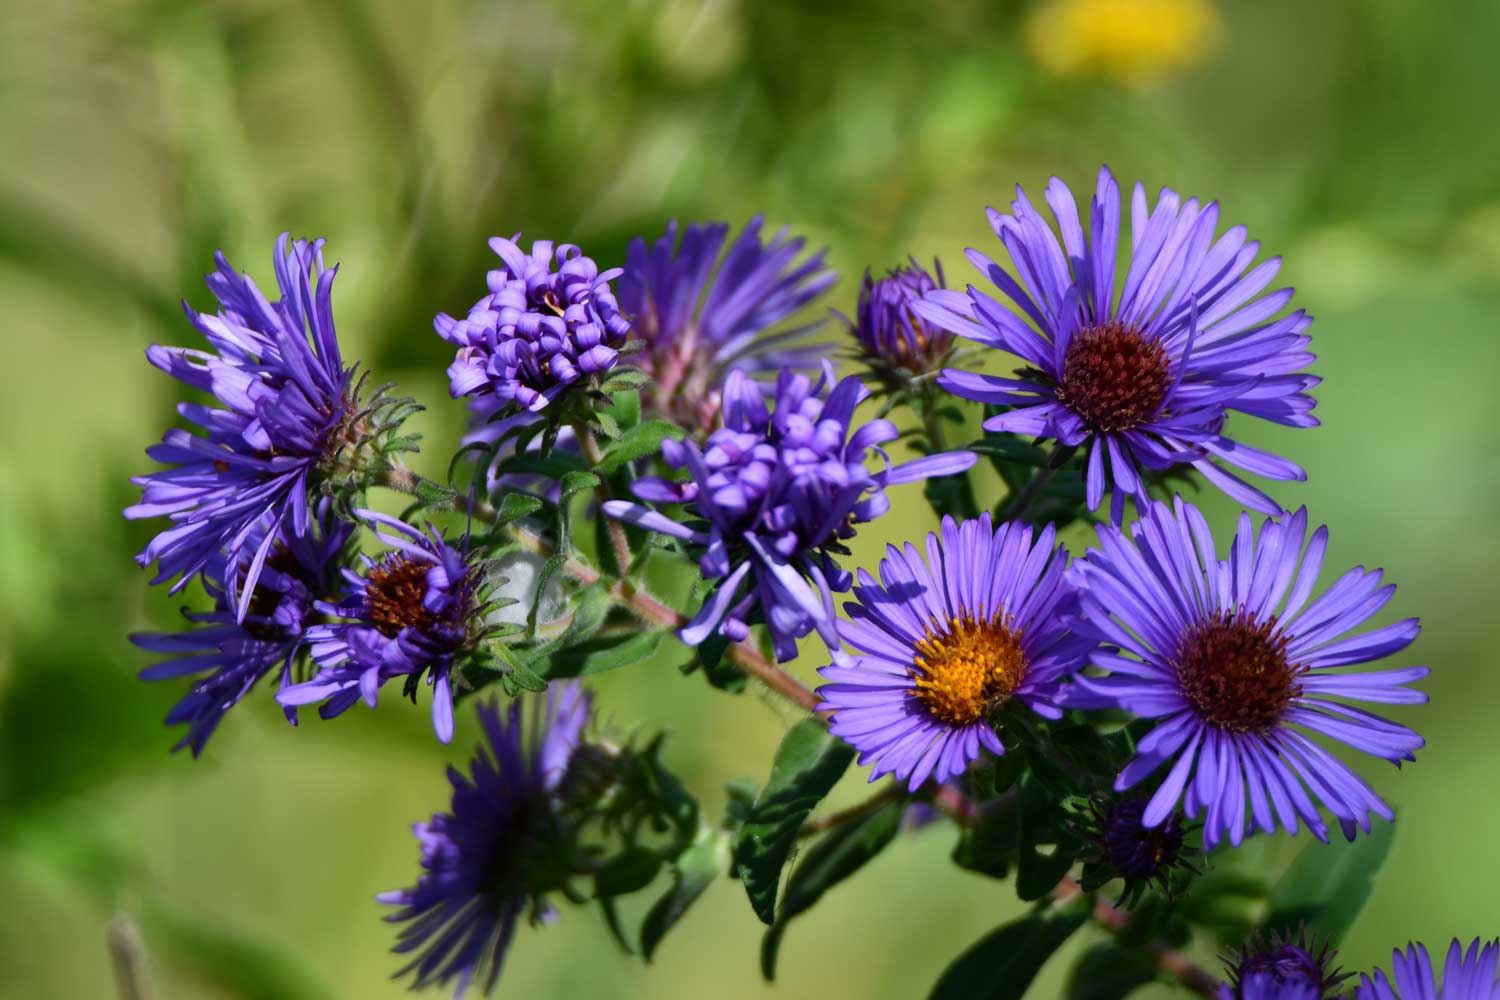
1174,610,1302,734
1056,322,1172,433
910,612,1028,726
365,556,436,637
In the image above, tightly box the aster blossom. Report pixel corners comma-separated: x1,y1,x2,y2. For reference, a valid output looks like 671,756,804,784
1356,939,1500,999
916,165,1318,519
846,258,957,385
126,234,359,619
1219,930,1349,1000
603,364,977,661
815,514,1091,790
437,237,632,414
277,511,488,743
1064,794,1196,905
131,506,353,755
381,683,593,997
1068,497,1427,849
620,216,835,428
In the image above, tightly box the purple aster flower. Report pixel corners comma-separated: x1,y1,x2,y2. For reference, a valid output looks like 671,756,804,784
131,506,353,755
604,364,976,662
1068,497,1427,850
619,217,835,428
437,237,632,413
815,513,1093,790
1220,930,1348,1000
846,258,957,384
1357,939,1500,1000
916,166,1318,519
126,234,359,619
277,511,487,743
381,683,593,997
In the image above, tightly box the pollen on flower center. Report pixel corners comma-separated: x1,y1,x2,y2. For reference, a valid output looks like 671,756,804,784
1174,609,1302,733
365,555,436,637
1055,321,1172,432
910,612,1028,726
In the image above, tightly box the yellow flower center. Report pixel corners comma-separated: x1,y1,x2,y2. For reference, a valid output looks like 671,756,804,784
910,612,1028,727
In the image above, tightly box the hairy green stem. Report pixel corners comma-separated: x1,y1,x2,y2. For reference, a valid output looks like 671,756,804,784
1054,877,1219,997
571,422,635,576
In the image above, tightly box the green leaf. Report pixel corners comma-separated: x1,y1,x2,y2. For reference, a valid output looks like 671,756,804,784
1063,943,1159,1000
599,420,687,473
544,628,666,678
491,492,543,526
498,452,586,479
559,469,603,501
1017,779,1074,902
952,789,1021,879
600,367,652,391
414,477,457,505
641,825,730,961
929,907,1087,1000
508,663,549,693
603,388,642,431
734,720,856,924
1264,821,1394,944
594,847,664,898
594,408,622,441
761,800,904,980
527,553,568,636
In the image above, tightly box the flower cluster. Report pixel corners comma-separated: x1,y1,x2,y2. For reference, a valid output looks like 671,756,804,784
126,234,358,618
605,364,976,660
122,170,1469,1000
438,237,631,414
917,166,1318,519
620,217,835,428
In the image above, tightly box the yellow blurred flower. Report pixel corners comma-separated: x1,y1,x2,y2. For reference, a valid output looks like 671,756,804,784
1025,0,1223,85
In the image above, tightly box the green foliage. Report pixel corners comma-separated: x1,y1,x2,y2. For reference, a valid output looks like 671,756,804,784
761,799,905,980
1063,943,1160,1000
733,720,857,925
930,906,1088,1000
1264,822,1395,945
598,420,686,473
640,824,731,962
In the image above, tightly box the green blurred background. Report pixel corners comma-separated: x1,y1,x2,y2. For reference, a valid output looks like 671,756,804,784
3,0,1498,996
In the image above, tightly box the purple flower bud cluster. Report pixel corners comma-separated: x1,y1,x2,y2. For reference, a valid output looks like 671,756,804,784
437,237,632,413
606,364,976,661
